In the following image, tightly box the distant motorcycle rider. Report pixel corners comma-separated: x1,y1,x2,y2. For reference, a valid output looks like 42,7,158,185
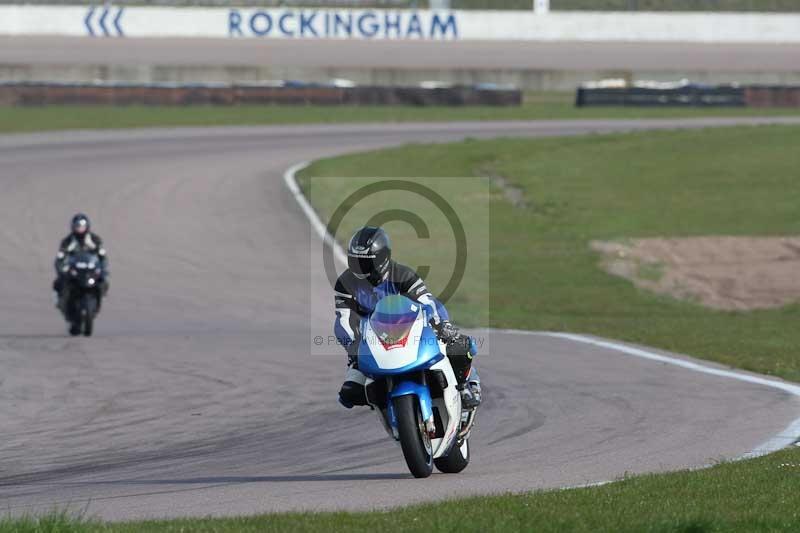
53,213,109,313
334,226,481,410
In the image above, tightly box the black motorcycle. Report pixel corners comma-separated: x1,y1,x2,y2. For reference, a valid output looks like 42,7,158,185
63,252,103,337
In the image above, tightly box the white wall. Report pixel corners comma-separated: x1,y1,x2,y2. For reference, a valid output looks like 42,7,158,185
1,5,799,43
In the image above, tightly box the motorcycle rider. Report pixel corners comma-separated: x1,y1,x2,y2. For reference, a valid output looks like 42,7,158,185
53,213,109,320
334,226,481,410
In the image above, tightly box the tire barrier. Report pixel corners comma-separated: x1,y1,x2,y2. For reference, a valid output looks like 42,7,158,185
576,82,800,108
745,86,800,108
0,81,521,107
575,83,746,107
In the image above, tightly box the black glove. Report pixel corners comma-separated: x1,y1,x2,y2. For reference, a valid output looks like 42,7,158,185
435,320,460,344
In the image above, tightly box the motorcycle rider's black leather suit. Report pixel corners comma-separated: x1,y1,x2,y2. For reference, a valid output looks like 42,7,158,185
53,214,109,313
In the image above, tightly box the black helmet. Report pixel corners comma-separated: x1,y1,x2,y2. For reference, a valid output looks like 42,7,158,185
71,213,90,236
347,226,391,284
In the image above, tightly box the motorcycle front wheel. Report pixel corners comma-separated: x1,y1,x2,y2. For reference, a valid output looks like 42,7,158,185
81,293,97,337
67,295,81,336
394,395,433,478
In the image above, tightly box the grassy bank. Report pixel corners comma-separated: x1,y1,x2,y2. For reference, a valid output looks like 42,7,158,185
3,97,800,134
300,125,800,382
5,445,800,532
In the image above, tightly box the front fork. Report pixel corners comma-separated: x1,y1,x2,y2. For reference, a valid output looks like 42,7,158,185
386,374,437,439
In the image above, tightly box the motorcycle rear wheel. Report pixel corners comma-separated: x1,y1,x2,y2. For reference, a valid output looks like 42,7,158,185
434,438,470,474
394,395,433,478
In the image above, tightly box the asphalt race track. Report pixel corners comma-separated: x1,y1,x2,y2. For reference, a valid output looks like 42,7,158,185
2,118,800,521
2,37,800,72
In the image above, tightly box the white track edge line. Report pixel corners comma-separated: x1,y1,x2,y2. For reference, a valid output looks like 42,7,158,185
284,161,347,266
283,161,800,460
488,331,800,458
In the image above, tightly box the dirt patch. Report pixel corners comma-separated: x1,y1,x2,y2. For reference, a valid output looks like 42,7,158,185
591,236,800,311
480,164,528,209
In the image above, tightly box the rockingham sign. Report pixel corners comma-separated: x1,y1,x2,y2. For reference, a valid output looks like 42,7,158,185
0,6,462,40
228,9,458,39
0,5,799,43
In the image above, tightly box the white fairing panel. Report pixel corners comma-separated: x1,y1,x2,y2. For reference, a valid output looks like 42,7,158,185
429,358,462,459
363,309,425,370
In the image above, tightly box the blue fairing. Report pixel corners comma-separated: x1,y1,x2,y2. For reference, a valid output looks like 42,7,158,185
358,323,443,377
358,296,448,427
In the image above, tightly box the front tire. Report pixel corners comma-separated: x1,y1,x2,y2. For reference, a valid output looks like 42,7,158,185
434,438,470,474
81,293,97,337
83,315,93,337
394,395,433,478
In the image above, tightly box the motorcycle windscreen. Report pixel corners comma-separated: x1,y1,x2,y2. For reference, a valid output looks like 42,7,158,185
71,252,99,270
369,295,420,349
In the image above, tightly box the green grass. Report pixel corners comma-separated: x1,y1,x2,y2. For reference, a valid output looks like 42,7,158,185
3,98,800,134
300,125,800,382
5,445,800,532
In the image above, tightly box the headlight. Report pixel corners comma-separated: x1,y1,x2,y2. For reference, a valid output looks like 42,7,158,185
88,278,96,286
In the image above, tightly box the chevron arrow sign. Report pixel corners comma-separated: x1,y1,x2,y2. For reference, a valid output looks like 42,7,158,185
85,6,125,37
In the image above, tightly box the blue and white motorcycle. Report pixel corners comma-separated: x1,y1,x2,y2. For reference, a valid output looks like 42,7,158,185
358,295,477,478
